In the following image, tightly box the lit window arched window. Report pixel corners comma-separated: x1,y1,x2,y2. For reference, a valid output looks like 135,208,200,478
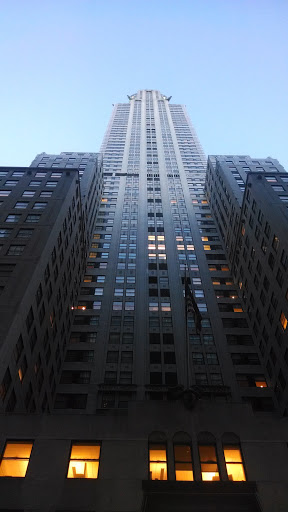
198,432,219,481
222,433,246,481
173,432,193,481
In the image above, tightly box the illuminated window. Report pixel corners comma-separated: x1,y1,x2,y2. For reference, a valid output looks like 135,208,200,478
203,245,211,251
149,444,167,480
148,244,156,250
199,445,219,481
67,443,100,479
0,442,33,477
223,446,246,481
177,245,185,250
187,245,194,251
233,305,243,313
174,445,193,481
158,244,165,250
157,236,165,241
255,378,267,388
148,235,155,241
280,312,287,331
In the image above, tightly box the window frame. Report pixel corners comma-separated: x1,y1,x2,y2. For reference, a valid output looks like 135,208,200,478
66,442,101,479
0,440,33,478
148,442,168,481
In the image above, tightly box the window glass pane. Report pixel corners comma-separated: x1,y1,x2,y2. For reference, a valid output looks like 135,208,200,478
67,444,100,479
224,446,246,481
0,442,33,477
149,444,167,481
199,445,219,481
174,444,193,481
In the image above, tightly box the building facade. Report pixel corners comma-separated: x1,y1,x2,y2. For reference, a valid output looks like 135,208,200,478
0,91,287,511
0,155,103,413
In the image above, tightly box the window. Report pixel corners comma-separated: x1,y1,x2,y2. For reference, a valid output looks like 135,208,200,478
33,202,47,209
272,235,280,252
198,444,219,481
5,180,18,187
25,214,41,223
149,444,167,480
280,312,287,331
192,353,204,365
14,202,29,209
67,443,100,479
7,245,25,256
223,445,246,481
5,214,21,223
174,445,193,481
16,229,33,238
0,441,33,477
0,229,12,238
206,353,218,365
22,190,35,197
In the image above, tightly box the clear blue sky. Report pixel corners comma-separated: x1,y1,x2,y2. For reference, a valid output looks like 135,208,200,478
0,0,287,169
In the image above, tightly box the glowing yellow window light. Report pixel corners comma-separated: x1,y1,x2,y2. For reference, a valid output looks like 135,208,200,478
149,445,167,480
233,306,243,312
223,446,246,481
0,442,33,477
67,444,100,479
148,244,156,250
280,312,287,331
204,245,211,251
212,280,220,285
187,245,195,251
157,236,165,241
148,235,155,241
199,445,220,481
201,236,208,241
158,244,166,250
174,445,193,481
177,245,185,250
255,379,267,388
101,198,107,202
18,368,23,382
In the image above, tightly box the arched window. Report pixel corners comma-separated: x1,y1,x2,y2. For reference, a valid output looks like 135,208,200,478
173,432,193,481
198,432,219,481
222,433,246,481
148,432,167,481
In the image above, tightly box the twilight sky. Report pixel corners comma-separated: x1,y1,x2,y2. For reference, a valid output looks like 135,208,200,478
0,0,287,169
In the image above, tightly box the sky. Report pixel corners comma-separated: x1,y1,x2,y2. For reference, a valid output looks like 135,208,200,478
0,0,287,169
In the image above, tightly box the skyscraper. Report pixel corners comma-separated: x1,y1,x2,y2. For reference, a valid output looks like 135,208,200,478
0,90,287,511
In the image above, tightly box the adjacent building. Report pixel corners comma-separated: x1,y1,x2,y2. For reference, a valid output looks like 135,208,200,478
0,155,103,413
